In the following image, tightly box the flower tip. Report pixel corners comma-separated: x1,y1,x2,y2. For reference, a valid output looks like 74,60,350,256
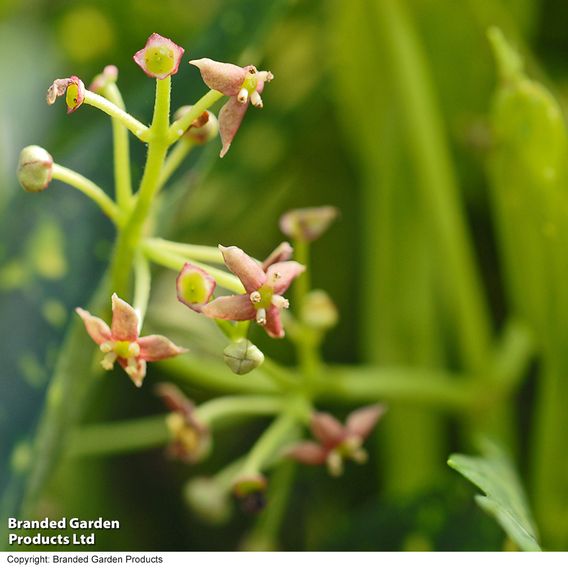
17,146,53,193
89,65,119,93
280,206,339,242
134,33,184,79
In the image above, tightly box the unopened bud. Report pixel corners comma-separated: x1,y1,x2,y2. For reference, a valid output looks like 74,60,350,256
89,65,118,93
280,206,339,242
17,146,53,193
301,289,339,330
223,339,264,375
184,477,232,525
174,106,219,144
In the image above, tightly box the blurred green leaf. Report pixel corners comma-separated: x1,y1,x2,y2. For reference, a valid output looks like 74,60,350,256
448,439,541,551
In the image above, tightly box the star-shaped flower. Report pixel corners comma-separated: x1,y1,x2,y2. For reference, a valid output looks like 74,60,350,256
76,294,187,387
287,405,387,476
190,58,274,157
155,383,210,463
201,243,304,338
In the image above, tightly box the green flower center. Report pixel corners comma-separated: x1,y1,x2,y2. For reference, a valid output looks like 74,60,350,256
66,83,80,109
241,71,259,95
179,271,209,305
113,340,135,358
254,285,274,309
145,46,175,76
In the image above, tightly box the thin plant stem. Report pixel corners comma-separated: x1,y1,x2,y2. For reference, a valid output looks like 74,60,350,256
133,252,151,329
83,90,149,140
110,78,171,297
158,140,195,189
141,240,245,293
51,164,120,223
67,415,169,458
194,395,284,425
239,413,300,478
103,83,133,209
318,366,478,412
145,238,224,264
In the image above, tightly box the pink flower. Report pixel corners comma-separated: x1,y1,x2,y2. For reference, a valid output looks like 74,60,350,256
202,243,304,338
76,294,187,387
46,76,85,114
190,58,274,157
287,405,387,476
133,33,184,80
155,383,210,463
280,206,339,242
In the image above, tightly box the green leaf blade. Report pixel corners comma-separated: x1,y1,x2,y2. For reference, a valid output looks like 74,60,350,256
448,440,542,551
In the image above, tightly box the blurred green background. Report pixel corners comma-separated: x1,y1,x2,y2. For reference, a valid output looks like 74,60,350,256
1,0,567,551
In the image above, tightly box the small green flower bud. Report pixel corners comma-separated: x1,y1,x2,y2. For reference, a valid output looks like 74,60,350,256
17,146,53,193
174,106,219,144
184,477,232,525
223,339,264,375
300,289,339,330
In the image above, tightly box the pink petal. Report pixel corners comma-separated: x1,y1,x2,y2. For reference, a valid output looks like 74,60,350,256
219,245,266,293
176,262,216,312
155,382,195,419
133,33,184,80
119,357,147,388
189,58,246,96
75,307,111,345
202,294,256,321
261,242,293,270
110,293,139,341
311,412,346,448
264,305,284,339
267,261,306,294
286,442,328,465
346,404,387,440
138,334,187,362
218,96,248,157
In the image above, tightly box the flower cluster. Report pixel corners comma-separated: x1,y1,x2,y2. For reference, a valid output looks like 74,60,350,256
21,30,388,535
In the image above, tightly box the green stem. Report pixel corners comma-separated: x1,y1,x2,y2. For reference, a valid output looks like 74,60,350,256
158,140,195,189
133,252,151,327
102,83,133,209
292,239,310,306
145,237,224,264
260,357,300,390
371,0,492,373
167,90,224,144
51,164,120,223
110,78,171,297
67,415,169,458
141,240,245,293
240,413,300,477
319,366,478,411
194,395,283,426
83,90,149,140
157,356,280,395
